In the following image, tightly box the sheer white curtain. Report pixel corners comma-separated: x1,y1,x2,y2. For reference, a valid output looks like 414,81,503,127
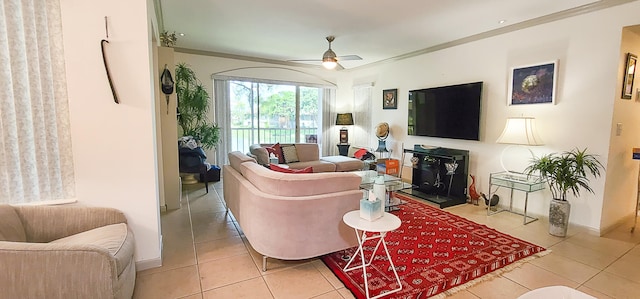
213,79,231,165
321,88,336,156
352,84,373,149
0,0,75,204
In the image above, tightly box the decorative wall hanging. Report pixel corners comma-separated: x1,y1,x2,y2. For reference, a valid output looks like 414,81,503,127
508,61,558,105
622,53,637,99
160,65,174,114
383,89,397,109
101,17,118,104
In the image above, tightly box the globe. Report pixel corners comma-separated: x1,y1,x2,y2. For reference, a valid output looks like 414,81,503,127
375,122,389,140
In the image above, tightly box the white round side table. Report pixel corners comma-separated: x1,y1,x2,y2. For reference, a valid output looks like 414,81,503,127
342,210,402,299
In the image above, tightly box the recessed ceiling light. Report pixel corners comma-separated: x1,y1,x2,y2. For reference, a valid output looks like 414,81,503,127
179,33,186,36
499,20,506,24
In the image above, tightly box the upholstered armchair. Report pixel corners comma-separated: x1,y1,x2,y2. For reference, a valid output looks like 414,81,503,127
0,204,136,299
179,146,210,193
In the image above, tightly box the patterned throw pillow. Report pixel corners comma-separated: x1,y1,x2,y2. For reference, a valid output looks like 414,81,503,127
280,144,300,163
269,164,313,173
265,143,284,164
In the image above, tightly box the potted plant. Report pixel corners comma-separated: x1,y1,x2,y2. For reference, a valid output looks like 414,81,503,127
175,63,220,150
524,148,604,237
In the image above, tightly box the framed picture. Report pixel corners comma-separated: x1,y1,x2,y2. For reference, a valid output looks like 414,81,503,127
383,89,397,109
622,53,637,99
305,134,317,143
508,60,558,105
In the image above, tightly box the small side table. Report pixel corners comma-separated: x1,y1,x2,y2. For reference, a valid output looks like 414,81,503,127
487,172,546,225
337,143,350,156
342,211,402,299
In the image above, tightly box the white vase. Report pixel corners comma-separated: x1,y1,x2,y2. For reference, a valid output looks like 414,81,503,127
549,199,570,237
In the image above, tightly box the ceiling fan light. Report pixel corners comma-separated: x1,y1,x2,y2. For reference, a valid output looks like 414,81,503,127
322,57,337,69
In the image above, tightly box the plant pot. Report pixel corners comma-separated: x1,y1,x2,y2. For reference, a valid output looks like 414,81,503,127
549,199,570,237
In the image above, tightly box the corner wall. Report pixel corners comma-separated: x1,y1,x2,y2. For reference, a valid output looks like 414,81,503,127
602,26,640,232
60,0,162,267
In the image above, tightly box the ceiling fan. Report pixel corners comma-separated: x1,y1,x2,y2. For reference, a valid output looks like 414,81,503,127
289,36,362,70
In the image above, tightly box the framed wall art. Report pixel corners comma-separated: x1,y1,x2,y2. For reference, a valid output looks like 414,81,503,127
383,89,397,109
622,53,637,99
508,60,558,105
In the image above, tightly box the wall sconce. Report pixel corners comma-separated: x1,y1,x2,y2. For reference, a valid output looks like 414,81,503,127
336,113,354,144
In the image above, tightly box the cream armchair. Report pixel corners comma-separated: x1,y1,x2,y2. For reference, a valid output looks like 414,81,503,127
0,204,135,299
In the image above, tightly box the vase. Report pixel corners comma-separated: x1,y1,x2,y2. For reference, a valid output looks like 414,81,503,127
549,199,570,237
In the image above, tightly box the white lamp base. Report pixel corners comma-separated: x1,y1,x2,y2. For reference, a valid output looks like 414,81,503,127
499,144,535,176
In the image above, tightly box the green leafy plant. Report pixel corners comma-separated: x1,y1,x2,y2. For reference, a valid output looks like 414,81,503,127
524,148,604,201
175,63,220,150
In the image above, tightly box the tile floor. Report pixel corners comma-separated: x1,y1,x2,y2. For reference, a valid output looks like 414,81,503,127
134,180,640,299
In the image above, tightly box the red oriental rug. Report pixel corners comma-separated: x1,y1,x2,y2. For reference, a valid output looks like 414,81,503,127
322,193,547,299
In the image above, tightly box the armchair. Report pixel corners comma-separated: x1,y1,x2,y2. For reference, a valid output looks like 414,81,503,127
179,146,210,193
0,204,135,299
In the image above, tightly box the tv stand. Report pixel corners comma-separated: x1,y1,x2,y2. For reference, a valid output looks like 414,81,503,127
400,145,469,208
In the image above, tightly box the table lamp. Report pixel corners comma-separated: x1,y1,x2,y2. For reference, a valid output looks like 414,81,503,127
336,113,354,144
496,117,544,174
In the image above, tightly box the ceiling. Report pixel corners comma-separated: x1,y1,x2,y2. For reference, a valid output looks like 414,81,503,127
157,0,633,70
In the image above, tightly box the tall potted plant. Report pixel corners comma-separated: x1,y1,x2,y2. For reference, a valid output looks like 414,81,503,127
175,63,220,150
524,148,604,236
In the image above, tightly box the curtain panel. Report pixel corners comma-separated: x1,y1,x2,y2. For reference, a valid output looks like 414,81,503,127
0,0,75,203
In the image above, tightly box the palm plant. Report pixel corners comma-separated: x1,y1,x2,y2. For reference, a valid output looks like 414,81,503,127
524,148,604,201
175,63,219,150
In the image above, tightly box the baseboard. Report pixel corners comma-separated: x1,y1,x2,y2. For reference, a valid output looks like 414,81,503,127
599,213,636,236
136,256,162,271
485,207,601,236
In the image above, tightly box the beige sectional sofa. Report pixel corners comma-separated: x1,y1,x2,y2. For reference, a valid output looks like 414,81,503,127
249,143,363,172
223,151,363,270
0,204,135,299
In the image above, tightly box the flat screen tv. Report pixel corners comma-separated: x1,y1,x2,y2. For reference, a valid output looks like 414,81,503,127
408,82,482,141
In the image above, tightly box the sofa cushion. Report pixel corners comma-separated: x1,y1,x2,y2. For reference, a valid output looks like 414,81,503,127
266,143,285,164
229,151,257,172
287,160,336,172
50,223,134,276
0,205,26,242
281,144,300,163
320,156,365,172
249,144,270,165
270,164,313,173
292,143,320,162
240,161,361,197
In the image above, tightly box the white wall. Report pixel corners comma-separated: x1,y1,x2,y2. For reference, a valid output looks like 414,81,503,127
602,27,640,232
60,0,162,268
343,1,640,232
158,47,181,210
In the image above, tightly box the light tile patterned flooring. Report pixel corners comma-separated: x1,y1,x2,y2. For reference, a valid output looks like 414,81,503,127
134,180,640,299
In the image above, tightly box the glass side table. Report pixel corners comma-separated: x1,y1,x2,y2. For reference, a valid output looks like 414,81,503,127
488,172,546,225
353,170,412,211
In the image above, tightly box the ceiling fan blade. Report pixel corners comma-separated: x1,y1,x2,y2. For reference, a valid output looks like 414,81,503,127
287,58,321,62
336,55,362,61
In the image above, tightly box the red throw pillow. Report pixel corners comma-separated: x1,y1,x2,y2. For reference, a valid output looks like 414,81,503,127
265,143,284,164
354,148,368,159
269,164,313,173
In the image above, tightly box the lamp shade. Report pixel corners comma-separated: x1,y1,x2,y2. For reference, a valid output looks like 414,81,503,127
336,113,354,126
496,117,544,146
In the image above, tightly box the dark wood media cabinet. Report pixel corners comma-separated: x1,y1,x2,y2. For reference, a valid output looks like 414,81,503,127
400,145,469,208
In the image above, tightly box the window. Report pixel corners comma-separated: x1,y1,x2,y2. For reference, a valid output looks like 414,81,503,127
228,80,322,152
